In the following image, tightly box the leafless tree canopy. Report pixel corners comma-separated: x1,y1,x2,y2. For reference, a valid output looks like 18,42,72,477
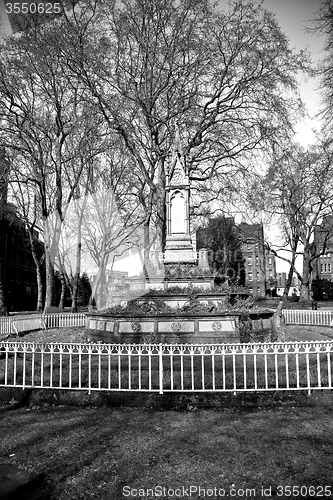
0,0,310,308
313,0,333,133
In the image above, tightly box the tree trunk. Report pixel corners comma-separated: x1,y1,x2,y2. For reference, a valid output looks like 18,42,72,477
43,214,62,310
299,246,312,302
58,277,66,309
27,228,44,312
272,300,285,332
282,263,295,302
57,260,66,310
35,263,44,312
71,214,82,312
0,151,9,316
71,273,80,312
64,272,73,303
44,252,55,310
43,218,55,310
58,249,73,310
282,236,299,303
90,269,104,310
0,225,8,316
90,244,109,310
142,219,151,280
155,165,166,252
0,275,8,316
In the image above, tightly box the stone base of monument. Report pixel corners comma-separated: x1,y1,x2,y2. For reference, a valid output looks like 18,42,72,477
143,293,227,309
140,290,249,309
163,240,197,264
0,463,52,499
85,311,275,344
130,276,216,292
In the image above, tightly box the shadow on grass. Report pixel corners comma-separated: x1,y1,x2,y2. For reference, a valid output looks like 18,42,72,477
0,405,333,499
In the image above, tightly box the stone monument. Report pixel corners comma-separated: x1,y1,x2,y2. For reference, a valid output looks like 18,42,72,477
163,126,197,265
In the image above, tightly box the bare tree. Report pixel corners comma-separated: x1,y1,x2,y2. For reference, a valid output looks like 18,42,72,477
313,0,333,133
67,190,88,312
0,26,106,310
0,147,10,315
55,0,306,255
249,141,333,302
55,159,94,312
7,157,45,311
79,150,143,309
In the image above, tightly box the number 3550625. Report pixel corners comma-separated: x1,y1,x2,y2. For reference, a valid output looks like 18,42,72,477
6,3,62,14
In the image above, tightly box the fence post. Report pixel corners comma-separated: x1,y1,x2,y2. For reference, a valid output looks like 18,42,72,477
159,343,163,395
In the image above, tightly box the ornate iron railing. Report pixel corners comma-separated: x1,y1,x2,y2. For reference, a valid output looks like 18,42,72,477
1,341,332,394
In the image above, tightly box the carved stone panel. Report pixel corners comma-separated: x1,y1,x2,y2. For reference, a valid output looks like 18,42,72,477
171,157,186,184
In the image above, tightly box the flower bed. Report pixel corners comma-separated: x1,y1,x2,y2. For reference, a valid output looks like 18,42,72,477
87,295,275,344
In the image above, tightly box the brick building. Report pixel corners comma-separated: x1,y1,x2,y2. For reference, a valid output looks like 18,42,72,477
0,214,44,311
313,216,333,281
196,217,277,297
238,222,277,297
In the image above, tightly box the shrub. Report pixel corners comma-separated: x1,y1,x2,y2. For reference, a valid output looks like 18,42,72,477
99,290,269,317
312,278,333,301
101,298,173,316
238,311,252,343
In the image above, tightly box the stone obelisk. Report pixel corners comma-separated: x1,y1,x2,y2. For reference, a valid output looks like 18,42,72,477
163,126,197,264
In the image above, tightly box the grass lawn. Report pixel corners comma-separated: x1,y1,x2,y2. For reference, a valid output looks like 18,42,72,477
9,323,333,344
0,405,333,499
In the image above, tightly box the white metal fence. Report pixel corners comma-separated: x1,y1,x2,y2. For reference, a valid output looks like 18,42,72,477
0,313,86,340
2,309,332,339
1,340,332,394
283,309,333,326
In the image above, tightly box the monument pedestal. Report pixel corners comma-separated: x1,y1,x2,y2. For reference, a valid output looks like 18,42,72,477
164,234,197,264
162,126,198,267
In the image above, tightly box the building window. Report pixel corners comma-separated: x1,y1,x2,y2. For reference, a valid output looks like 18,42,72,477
256,272,260,281
321,264,323,273
268,257,272,265
256,256,259,266
248,257,252,266
329,263,332,273
257,287,261,294
248,272,253,281
324,263,327,272
249,288,253,294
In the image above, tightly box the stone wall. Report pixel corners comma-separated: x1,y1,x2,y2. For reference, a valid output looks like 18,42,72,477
85,312,275,344
85,313,240,344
